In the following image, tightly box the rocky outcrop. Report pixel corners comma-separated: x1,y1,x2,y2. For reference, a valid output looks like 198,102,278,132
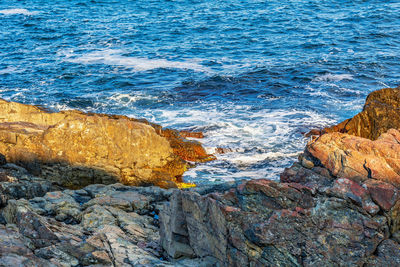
160,163,400,266
314,87,400,140
306,128,400,186
0,99,213,188
0,181,219,266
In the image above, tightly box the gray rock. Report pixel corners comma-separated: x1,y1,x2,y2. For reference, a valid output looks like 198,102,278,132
80,205,117,232
366,239,400,266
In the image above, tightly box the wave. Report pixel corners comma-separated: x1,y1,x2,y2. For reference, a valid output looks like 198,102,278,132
0,66,20,74
0,8,38,15
107,93,158,105
313,73,354,82
61,49,208,72
226,151,301,165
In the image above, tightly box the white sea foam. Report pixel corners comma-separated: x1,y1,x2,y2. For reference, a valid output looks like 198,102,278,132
227,152,301,166
313,73,354,82
61,49,208,72
0,66,19,74
107,93,157,106
0,8,38,15
134,104,337,182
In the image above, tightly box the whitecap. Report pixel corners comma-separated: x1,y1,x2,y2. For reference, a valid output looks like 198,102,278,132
0,8,38,15
313,73,354,82
61,49,208,72
107,93,157,106
0,66,19,74
227,152,301,165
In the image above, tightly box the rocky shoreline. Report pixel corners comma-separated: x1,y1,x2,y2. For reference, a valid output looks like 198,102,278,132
1,87,400,266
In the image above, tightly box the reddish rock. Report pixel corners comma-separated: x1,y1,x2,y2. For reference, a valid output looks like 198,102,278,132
307,129,400,187
364,180,399,211
328,178,379,215
160,129,215,162
160,178,389,266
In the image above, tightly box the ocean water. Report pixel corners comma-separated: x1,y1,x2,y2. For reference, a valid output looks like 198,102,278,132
1,0,399,185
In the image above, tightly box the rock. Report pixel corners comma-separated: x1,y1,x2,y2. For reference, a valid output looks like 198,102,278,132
0,165,56,209
80,205,117,231
160,178,390,266
0,98,214,188
320,86,400,140
0,153,6,166
364,179,399,211
327,178,379,215
160,191,195,259
160,129,215,163
179,131,204,139
82,190,151,214
0,182,179,266
306,129,400,186
34,246,79,266
366,239,400,266
280,162,334,194
0,224,53,266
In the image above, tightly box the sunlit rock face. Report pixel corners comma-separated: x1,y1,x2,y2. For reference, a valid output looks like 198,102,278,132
0,99,212,188
320,86,400,140
306,129,400,187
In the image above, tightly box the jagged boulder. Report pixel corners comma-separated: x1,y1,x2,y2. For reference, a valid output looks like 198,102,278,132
0,99,213,188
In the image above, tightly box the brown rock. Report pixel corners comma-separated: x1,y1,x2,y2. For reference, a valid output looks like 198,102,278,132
364,180,399,211
179,130,204,139
161,129,215,162
306,129,400,186
0,99,213,188
321,86,400,140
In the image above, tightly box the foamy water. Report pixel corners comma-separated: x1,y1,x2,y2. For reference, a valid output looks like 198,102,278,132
0,8,38,15
313,73,354,82
61,49,209,72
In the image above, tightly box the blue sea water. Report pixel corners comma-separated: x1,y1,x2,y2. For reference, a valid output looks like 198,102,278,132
1,0,400,184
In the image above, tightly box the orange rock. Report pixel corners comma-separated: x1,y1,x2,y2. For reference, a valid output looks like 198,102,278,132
0,98,213,188
179,130,204,139
320,87,400,140
307,129,400,186
160,129,215,162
